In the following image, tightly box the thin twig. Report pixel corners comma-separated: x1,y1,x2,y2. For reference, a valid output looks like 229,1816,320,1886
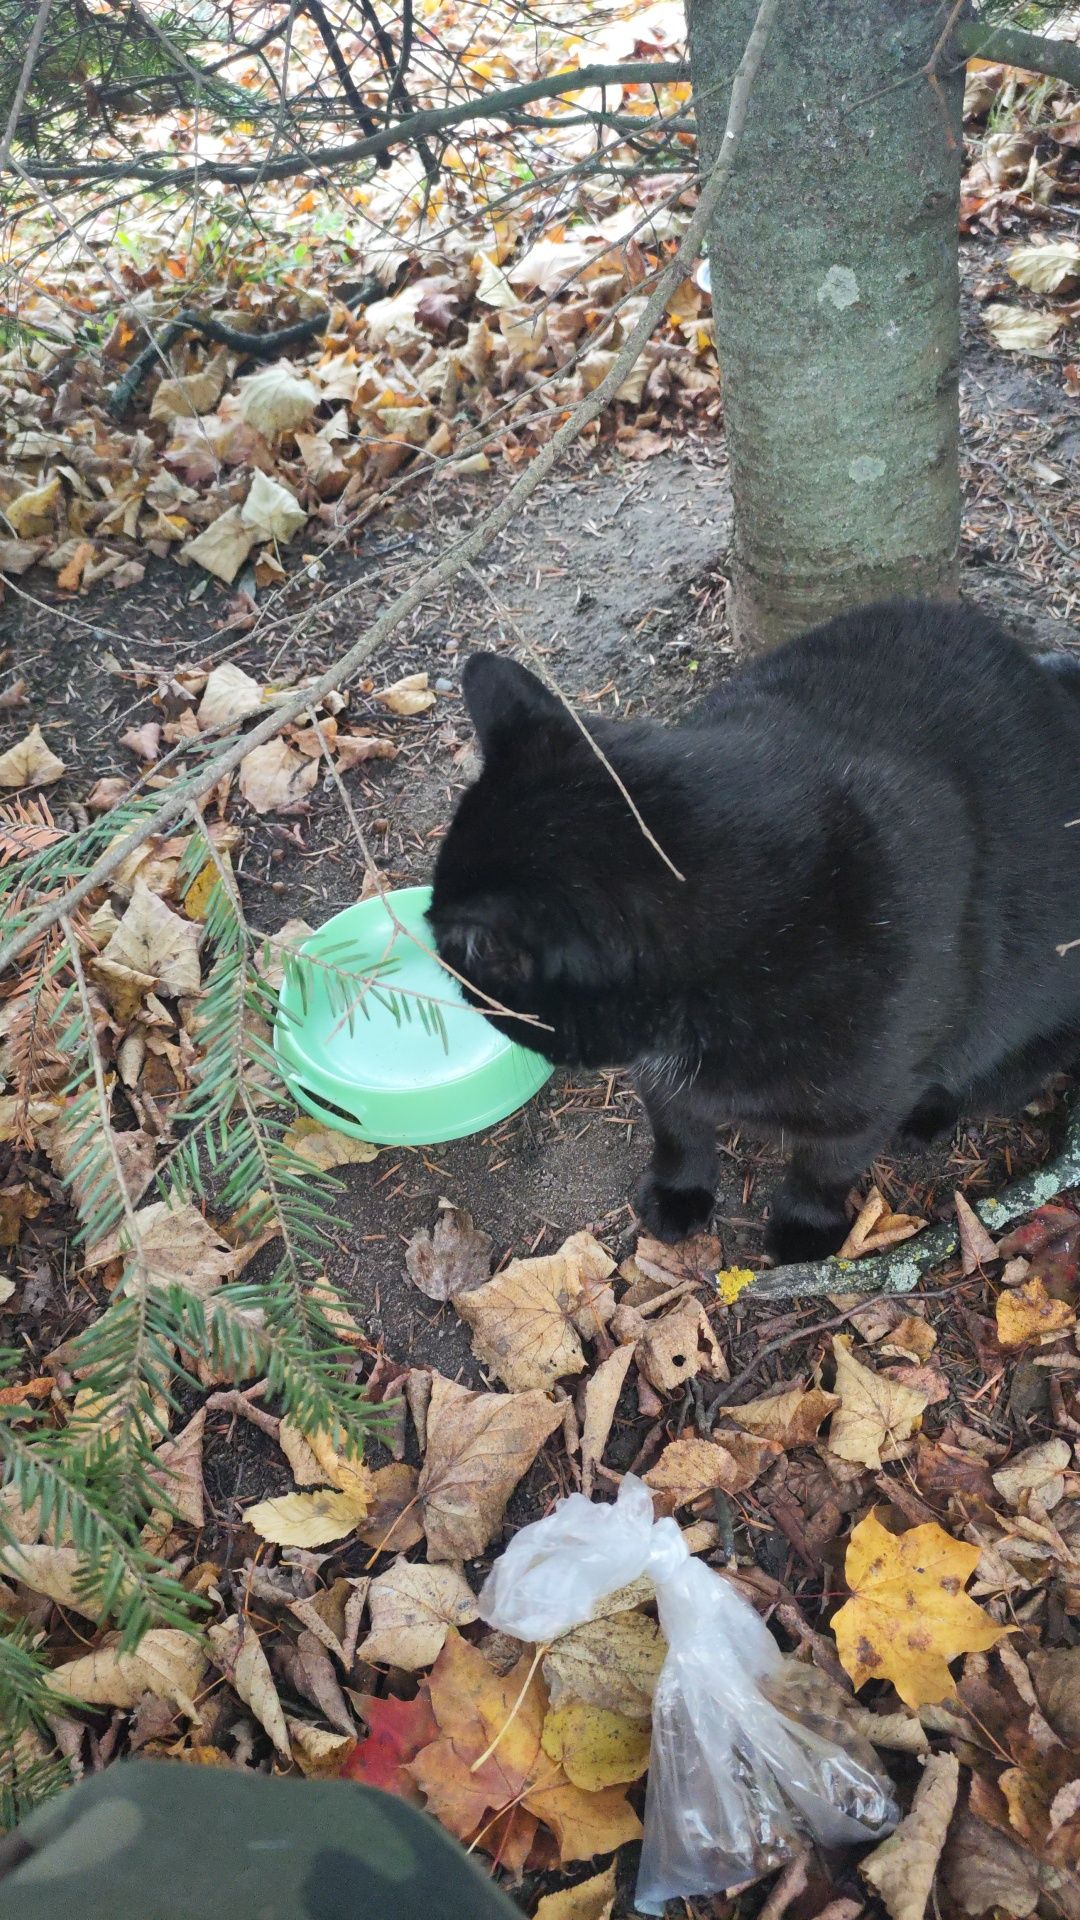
0,0,780,984
0,0,56,174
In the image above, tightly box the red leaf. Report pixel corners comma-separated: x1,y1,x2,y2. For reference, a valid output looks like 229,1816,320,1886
339,1690,439,1802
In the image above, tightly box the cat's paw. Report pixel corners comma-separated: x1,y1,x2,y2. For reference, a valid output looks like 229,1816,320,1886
634,1174,714,1243
765,1205,848,1267
898,1084,960,1145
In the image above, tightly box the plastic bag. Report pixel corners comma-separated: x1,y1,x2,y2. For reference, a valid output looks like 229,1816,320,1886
479,1475,897,1914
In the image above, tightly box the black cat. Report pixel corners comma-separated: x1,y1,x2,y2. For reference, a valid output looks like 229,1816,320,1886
429,600,1080,1264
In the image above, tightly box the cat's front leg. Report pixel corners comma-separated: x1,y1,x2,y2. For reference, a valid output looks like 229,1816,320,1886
768,1127,886,1265
633,1071,717,1242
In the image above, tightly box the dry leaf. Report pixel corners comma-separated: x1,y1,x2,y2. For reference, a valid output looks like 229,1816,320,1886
942,1809,1039,1918
239,738,318,814
197,662,265,730
1007,242,1080,293
288,1720,355,1778
728,1384,839,1447
404,1204,492,1302
418,1372,564,1561
0,725,65,789
956,1191,998,1274
358,1560,478,1670
644,1433,775,1507
833,1513,1005,1708
48,1629,207,1718
5,475,62,538
0,1543,103,1618
282,1113,379,1170
182,506,256,584
860,1752,959,1920
984,304,1061,356
374,671,436,716
455,1232,614,1391
541,1699,651,1791
534,1865,616,1920
828,1336,927,1468
545,1611,666,1720
208,1613,290,1761
240,469,307,543
308,1274,364,1347
237,366,319,437
992,1437,1071,1511
148,1407,206,1533
354,1463,425,1552
102,880,201,994
581,1343,636,1498
149,352,229,422
245,1487,365,1548
837,1186,925,1259
637,1295,727,1393
996,1277,1076,1348
86,1197,235,1297
878,1315,937,1364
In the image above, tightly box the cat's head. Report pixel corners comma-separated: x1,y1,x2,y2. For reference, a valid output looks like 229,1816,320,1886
429,654,686,1058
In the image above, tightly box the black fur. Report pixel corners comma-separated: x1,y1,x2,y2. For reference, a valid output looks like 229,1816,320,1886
429,602,1080,1262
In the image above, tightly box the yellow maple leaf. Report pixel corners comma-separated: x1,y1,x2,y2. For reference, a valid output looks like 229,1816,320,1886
995,1277,1077,1349
541,1700,651,1791
833,1512,1005,1709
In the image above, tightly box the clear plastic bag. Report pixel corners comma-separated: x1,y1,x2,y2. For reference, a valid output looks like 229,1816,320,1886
479,1475,897,1914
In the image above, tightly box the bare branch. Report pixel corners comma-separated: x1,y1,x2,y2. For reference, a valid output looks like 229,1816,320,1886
0,0,57,174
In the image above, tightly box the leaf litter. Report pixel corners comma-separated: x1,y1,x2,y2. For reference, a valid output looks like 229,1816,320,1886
2,24,1080,1920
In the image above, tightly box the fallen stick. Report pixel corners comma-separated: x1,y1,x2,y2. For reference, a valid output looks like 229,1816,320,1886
749,1096,1080,1301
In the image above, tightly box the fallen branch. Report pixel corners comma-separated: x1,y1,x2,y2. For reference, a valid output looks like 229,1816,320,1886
12,58,687,188
106,274,386,418
954,19,1080,93
0,0,780,983
748,1094,1080,1301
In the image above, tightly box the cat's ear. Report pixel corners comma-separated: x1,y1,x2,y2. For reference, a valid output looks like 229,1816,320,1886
461,653,564,753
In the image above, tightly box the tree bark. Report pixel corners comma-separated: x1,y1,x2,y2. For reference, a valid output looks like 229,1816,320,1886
687,0,968,649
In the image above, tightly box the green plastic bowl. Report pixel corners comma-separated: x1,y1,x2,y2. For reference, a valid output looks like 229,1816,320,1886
272,885,553,1146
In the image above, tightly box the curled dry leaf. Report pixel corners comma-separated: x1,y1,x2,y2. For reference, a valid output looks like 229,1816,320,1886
208,1612,291,1762
0,1543,104,1618
237,365,319,437
637,1295,727,1393
240,468,307,543
0,724,65,789
47,1628,207,1718
102,880,202,995
1007,241,1080,294
996,1277,1076,1348
374,671,437,716
147,1406,206,1534
580,1342,636,1498
454,1231,614,1391
239,737,318,815
182,506,256,584
836,1186,925,1259
288,1720,355,1778
404,1203,493,1302
860,1752,960,1920
5,476,62,538
534,1864,616,1920
728,1384,840,1448
956,1190,998,1274
828,1336,927,1468
833,1513,1005,1709
197,661,265,730
984,304,1062,356
417,1372,564,1561
358,1559,478,1670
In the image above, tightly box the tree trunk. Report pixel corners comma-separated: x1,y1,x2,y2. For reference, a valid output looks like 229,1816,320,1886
687,0,967,650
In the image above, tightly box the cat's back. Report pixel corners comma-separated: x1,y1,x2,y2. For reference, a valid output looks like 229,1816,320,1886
699,598,1080,806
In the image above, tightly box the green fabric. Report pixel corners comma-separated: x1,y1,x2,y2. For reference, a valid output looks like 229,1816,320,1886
0,1761,522,1920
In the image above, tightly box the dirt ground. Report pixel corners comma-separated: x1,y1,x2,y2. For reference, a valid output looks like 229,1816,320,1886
3,229,1079,1503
